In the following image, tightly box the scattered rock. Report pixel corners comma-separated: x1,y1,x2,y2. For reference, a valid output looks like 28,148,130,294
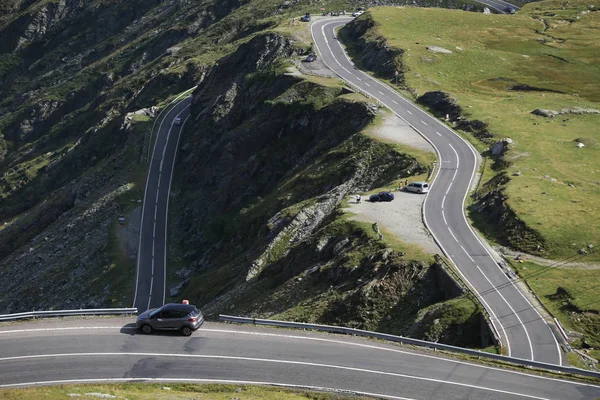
426,46,452,54
490,138,513,157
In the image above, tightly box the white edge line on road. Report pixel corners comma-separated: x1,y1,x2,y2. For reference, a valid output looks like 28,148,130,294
312,19,514,358
0,325,593,388
448,227,459,243
162,106,192,305
461,245,474,262
132,95,188,308
0,352,552,400
0,378,415,400
475,264,534,361
146,87,197,161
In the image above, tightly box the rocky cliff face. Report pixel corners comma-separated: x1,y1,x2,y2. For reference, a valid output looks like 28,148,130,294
0,0,290,312
339,15,405,84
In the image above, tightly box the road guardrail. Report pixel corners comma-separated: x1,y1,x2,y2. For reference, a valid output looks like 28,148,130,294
0,308,138,322
219,314,600,379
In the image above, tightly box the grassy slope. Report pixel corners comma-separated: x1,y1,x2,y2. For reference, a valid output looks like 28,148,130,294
512,261,600,350
368,2,600,260
0,383,371,399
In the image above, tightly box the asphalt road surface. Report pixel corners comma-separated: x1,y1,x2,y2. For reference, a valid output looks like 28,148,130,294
310,18,562,365
133,97,191,312
0,319,598,399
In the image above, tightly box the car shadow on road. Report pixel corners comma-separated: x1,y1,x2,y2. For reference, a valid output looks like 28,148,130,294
119,323,193,337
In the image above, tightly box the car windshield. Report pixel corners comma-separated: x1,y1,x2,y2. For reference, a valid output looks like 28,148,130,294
149,307,163,318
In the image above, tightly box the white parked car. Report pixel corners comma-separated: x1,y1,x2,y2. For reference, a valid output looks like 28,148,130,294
352,10,364,17
404,182,429,194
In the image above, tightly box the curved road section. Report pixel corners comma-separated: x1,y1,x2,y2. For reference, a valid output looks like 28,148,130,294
311,18,561,364
133,97,191,312
0,319,598,399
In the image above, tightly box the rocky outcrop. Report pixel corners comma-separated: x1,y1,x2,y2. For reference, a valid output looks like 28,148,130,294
339,15,405,83
470,172,546,253
417,91,494,142
417,91,462,121
532,107,600,118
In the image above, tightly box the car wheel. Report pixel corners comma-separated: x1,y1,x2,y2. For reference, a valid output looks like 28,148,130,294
141,324,152,334
181,326,193,337
417,190,422,194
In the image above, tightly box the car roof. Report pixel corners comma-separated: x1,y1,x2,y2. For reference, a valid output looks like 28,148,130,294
413,181,427,185
161,303,197,312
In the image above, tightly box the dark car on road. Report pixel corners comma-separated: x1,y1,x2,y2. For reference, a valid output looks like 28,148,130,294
136,303,204,336
369,191,394,202
304,53,317,62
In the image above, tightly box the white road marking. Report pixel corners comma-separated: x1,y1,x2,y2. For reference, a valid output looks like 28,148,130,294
392,100,398,104
0,352,552,399
461,246,474,262
445,182,452,195
407,110,412,115
364,83,370,87
442,195,446,209
442,211,448,225
475,264,535,361
448,143,460,168
452,169,458,182
448,227,459,243
436,131,442,136
378,91,385,95
154,206,158,220
421,120,427,126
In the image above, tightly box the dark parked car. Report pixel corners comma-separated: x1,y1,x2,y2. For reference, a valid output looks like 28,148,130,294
505,6,516,13
301,13,311,22
304,53,317,62
136,303,204,336
369,191,395,202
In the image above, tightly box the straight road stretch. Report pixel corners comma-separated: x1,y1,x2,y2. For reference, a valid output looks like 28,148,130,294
133,97,191,312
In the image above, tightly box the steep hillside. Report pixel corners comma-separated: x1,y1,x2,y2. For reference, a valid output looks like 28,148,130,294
0,0,312,311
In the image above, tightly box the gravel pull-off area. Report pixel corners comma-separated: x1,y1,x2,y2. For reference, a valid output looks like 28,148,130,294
345,112,441,255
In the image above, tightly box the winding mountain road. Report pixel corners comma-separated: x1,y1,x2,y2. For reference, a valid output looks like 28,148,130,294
133,96,191,312
310,18,562,364
0,318,597,399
